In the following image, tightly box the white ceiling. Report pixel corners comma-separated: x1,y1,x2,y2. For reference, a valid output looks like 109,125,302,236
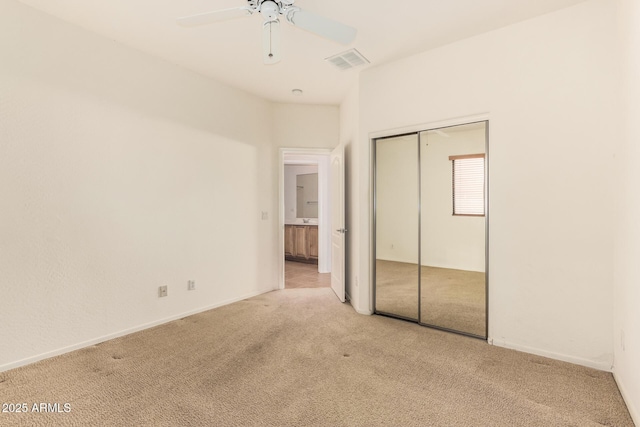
20,0,587,105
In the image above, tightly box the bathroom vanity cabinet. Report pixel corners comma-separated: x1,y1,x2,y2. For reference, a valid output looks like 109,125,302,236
284,224,318,264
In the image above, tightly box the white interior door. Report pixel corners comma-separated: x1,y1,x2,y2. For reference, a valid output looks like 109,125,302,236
330,144,346,302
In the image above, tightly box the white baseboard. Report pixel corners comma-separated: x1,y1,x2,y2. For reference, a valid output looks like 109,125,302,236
344,292,372,315
613,372,640,426
0,288,273,373
488,337,613,372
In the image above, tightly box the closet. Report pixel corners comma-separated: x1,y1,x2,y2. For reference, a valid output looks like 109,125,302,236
373,121,488,338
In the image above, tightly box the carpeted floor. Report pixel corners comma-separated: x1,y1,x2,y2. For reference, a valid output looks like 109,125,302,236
376,260,486,336
0,288,633,426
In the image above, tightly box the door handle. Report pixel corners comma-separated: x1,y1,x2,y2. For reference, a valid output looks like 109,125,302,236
336,228,347,233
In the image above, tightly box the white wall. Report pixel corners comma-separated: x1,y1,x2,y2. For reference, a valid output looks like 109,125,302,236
614,0,640,423
273,103,339,150
284,165,318,221
353,0,619,369
0,2,277,370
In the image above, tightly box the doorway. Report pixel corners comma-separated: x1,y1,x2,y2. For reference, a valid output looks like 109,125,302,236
279,149,332,290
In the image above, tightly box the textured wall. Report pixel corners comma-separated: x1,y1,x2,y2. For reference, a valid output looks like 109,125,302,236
0,1,275,369
273,103,340,150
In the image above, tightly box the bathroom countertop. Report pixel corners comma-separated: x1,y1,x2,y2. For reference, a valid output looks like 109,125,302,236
285,222,318,226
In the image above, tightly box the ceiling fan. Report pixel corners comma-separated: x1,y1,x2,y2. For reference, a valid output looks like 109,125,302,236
177,0,357,64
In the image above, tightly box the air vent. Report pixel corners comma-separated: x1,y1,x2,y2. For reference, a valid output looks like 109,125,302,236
325,48,370,71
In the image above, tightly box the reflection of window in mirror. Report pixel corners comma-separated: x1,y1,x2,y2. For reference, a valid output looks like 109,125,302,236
449,154,485,216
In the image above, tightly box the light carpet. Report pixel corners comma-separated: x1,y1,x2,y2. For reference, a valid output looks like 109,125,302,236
0,288,633,426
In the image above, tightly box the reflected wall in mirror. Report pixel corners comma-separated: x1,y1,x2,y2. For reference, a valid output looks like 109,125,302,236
420,122,487,337
284,165,318,220
374,134,419,320
297,173,318,218
373,121,488,339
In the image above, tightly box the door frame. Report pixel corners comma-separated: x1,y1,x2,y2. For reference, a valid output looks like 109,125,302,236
278,148,332,290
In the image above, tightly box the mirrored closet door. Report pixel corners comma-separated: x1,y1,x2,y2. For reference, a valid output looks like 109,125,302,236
374,121,488,339
374,134,419,321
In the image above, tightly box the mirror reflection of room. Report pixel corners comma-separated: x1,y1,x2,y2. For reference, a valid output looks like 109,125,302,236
375,135,420,320
283,164,330,289
420,122,486,337
374,121,487,339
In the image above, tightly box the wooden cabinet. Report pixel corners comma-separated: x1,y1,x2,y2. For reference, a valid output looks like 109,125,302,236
284,225,295,257
309,226,318,259
284,225,318,264
294,226,309,259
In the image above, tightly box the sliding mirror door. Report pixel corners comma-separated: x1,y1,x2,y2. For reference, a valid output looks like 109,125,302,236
420,122,487,338
374,134,419,321
374,121,488,339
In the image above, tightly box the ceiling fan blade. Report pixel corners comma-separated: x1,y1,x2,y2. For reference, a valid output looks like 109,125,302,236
263,20,281,65
177,7,252,27
286,9,356,45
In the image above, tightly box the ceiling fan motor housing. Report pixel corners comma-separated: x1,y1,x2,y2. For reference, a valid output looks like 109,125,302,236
260,0,280,21
259,1,281,21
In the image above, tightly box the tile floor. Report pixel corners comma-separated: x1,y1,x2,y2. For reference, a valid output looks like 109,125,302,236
285,261,331,288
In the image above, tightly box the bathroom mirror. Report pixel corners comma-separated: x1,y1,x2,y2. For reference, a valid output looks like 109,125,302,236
285,165,319,220
374,121,488,339
296,173,318,218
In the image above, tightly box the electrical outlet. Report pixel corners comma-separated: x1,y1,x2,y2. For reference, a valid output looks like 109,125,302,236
261,211,269,220
158,285,168,298
188,280,196,291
